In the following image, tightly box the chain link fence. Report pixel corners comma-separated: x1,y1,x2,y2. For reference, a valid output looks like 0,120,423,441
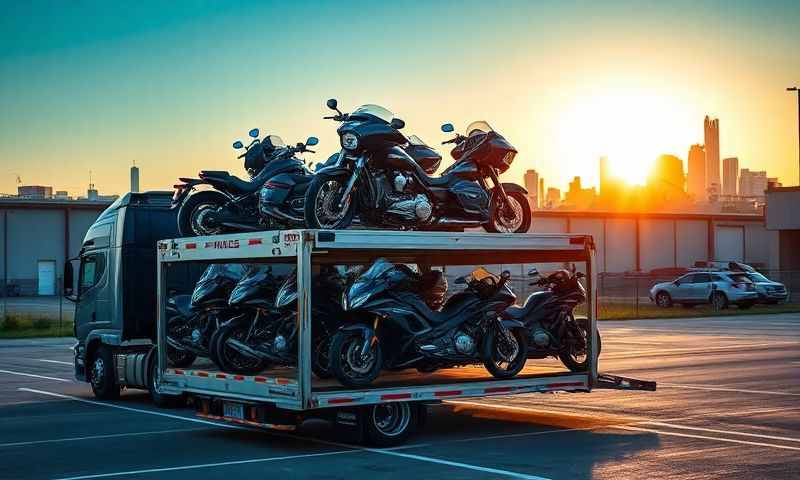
0,276,74,337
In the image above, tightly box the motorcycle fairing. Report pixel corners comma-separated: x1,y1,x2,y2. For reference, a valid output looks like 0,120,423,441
449,180,490,218
191,264,247,309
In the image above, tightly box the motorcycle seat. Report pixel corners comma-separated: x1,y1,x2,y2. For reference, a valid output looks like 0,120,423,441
200,170,263,194
168,294,193,318
506,291,554,320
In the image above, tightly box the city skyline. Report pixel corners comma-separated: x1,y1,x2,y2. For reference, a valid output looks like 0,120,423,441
1,1,798,197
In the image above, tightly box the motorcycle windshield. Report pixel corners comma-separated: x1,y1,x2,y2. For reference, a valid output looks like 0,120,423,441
350,104,394,123
191,264,246,306
347,258,409,310
228,264,274,305
266,135,285,147
274,270,298,309
465,121,494,136
407,134,429,146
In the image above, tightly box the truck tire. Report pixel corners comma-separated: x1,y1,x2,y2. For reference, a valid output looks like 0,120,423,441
90,346,120,400
363,402,417,447
149,352,185,408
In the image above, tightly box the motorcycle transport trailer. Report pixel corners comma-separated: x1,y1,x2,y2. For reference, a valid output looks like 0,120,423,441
154,229,655,446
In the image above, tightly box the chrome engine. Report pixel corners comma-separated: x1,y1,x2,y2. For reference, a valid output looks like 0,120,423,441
382,173,433,222
454,333,476,355
531,328,551,347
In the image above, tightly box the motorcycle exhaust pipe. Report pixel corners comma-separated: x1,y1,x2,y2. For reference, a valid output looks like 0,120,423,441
225,338,267,360
167,336,205,355
261,204,304,223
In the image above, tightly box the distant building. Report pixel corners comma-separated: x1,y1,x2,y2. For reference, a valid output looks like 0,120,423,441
704,116,720,192
767,177,782,190
722,157,738,196
563,176,596,209
598,155,624,199
17,185,53,199
739,169,768,198
538,178,544,208
647,154,685,196
54,191,70,200
687,144,706,200
523,169,539,208
131,164,140,193
545,187,561,208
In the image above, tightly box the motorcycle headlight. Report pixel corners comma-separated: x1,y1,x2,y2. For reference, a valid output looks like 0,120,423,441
275,285,298,309
341,133,359,150
341,291,349,311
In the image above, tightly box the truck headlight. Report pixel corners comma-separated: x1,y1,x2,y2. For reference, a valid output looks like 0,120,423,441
341,133,358,150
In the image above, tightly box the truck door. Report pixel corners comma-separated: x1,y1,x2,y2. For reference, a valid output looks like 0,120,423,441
74,251,109,340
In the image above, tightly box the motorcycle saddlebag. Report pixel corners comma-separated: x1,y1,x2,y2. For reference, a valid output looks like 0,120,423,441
450,180,489,218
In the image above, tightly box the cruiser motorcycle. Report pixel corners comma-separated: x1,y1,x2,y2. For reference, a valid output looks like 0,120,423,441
328,258,529,388
172,129,318,236
304,99,531,232
505,267,601,371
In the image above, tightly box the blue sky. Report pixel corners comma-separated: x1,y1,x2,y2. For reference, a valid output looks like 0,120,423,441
1,0,798,195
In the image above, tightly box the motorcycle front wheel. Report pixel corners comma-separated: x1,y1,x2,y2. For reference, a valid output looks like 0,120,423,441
304,175,356,229
481,327,528,379
177,190,227,237
485,191,532,234
329,330,383,388
559,317,601,372
215,324,270,375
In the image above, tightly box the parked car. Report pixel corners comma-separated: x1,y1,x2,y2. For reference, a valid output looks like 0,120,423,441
745,272,789,304
649,271,758,310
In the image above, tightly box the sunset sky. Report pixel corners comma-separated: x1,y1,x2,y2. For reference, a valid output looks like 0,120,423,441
1,0,798,196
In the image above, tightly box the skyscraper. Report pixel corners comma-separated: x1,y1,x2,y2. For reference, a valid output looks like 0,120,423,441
739,168,768,197
704,116,720,194
722,157,738,195
131,162,140,193
687,144,706,200
523,169,539,208
647,154,685,195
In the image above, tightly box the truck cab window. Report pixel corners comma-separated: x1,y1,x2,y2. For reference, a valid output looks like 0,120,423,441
79,254,106,294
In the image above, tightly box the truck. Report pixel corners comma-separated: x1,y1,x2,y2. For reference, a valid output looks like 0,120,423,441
68,192,655,446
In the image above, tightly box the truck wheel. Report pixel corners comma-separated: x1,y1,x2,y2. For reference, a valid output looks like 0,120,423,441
149,352,185,408
363,402,417,447
90,346,120,400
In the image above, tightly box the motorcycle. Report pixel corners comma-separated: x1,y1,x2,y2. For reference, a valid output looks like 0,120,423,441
504,267,601,372
328,258,529,388
172,128,318,236
218,266,347,378
304,99,531,232
165,263,246,368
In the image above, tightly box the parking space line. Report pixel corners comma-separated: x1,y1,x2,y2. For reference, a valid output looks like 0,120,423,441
38,359,72,366
0,369,71,382
0,427,211,448
660,383,800,396
641,421,800,443
616,425,800,451
366,448,551,480
54,450,358,480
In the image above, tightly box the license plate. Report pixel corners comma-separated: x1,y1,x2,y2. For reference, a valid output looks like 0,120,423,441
223,402,244,420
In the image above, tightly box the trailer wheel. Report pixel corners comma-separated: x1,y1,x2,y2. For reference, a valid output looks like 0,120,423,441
363,402,417,447
90,346,120,400
148,351,185,408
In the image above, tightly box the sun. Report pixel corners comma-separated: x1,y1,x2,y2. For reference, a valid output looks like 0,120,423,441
555,88,694,186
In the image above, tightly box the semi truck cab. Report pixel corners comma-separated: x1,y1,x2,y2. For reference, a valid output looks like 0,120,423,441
65,191,189,403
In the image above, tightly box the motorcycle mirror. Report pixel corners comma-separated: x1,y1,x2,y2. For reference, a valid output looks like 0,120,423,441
391,118,405,130
248,128,259,138
441,123,454,133
501,270,511,280
326,98,338,110
232,140,244,149
306,136,319,146
527,267,539,277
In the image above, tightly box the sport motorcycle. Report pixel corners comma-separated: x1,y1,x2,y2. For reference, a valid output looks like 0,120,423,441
304,99,531,232
328,258,529,388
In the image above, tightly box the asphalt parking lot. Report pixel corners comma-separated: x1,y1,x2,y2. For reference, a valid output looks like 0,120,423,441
0,313,798,480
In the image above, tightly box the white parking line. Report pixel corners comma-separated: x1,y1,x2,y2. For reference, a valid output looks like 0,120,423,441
603,342,797,358
0,427,210,448
23,388,553,480
642,421,800,443
660,383,800,396
38,359,72,366
0,369,71,382
617,425,800,451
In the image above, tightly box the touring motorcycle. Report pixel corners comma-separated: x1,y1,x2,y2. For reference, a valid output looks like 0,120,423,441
165,263,247,368
304,99,531,232
328,258,529,388
505,267,601,371
217,266,347,378
172,128,318,236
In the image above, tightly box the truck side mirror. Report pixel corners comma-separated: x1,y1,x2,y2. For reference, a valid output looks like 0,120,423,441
64,260,77,301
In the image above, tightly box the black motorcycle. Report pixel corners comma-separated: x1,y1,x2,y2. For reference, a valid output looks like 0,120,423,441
218,267,346,378
505,267,601,372
304,99,531,232
172,129,318,236
328,258,529,388
165,264,246,368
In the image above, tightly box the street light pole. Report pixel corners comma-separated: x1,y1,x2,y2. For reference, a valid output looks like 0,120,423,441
789,87,800,186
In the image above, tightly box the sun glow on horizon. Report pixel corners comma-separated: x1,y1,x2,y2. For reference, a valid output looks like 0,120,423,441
555,88,696,186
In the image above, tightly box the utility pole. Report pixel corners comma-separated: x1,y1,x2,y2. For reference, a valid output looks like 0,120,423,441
788,87,800,185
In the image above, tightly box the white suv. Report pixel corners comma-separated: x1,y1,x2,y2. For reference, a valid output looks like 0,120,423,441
650,271,759,310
